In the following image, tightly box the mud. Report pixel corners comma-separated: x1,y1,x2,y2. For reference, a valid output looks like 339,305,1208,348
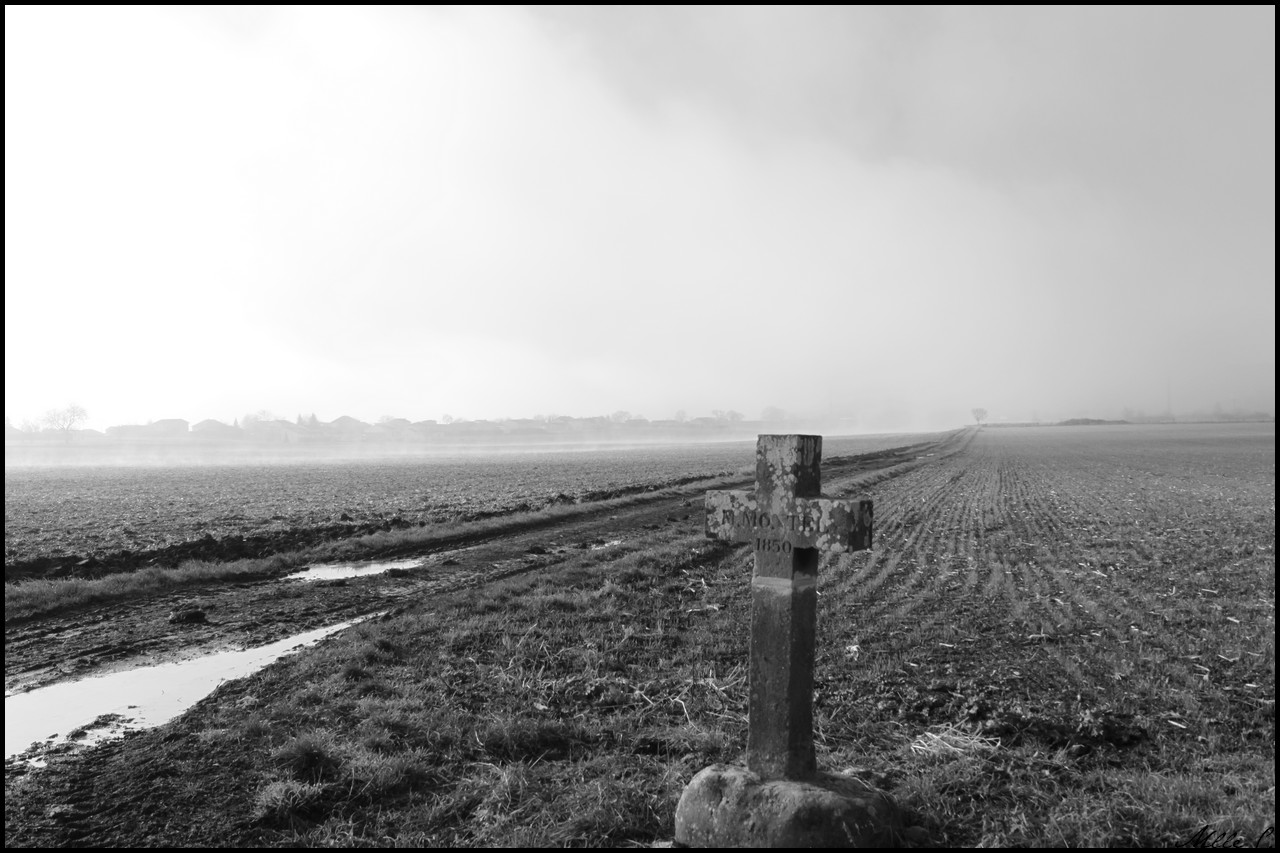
6,439,944,699
6,618,370,760
3,437,954,845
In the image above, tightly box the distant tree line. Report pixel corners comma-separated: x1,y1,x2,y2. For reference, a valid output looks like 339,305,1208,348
6,407,813,448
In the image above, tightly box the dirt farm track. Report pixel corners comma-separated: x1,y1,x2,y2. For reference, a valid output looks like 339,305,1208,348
4,423,1275,847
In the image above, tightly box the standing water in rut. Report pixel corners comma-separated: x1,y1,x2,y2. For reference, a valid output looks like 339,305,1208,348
5,618,369,761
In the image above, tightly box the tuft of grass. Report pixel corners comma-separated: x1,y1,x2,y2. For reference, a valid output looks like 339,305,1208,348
909,723,1001,758
478,719,590,762
252,779,328,827
4,559,283,623
274,731,344,783
340,663,370,682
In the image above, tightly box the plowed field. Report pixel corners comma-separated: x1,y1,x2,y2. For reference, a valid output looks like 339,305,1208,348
823,423,1274,710
4,424,1274,847
4,434,939,579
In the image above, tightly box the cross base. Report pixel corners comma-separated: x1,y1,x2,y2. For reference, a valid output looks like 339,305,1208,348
674,764,903,848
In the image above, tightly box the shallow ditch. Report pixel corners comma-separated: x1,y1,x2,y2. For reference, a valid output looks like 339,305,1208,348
4,545,554,763
5,616,372,762
284,557,428,582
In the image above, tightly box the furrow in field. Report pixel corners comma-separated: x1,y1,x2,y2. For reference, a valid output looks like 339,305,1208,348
876,435,1091,698
815,446,958,603
824,444,1005,668
1017,556,1076,637
998,452,1130,680
1046,481,1270,702
1039,557,1110,635
818,423,1272,776
886,465,980,629
916,465,970,562
825,511,923,607
1033,465,1185,649
835,463,960,622
951,462,994,562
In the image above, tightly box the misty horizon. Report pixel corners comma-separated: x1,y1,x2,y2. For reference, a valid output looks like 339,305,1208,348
5,7,1274,430
9,396,1275,441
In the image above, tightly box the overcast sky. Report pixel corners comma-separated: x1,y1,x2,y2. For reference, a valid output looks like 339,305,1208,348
5,6,1274,432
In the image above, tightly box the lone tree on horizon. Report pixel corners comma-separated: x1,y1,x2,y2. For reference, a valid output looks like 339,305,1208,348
971,408,988,425
43,404,88,437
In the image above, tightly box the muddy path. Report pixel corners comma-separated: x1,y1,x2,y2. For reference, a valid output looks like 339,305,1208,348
6,425,1274,849
4,435,959,701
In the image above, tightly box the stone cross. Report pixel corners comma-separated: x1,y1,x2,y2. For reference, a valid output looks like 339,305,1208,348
705,434,873,781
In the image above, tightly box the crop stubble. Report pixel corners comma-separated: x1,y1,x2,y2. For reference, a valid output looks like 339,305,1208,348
824,425,1272,694
3,424,1273,847
802,423,1273,843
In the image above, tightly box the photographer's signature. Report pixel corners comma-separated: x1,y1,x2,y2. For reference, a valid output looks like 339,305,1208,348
1187,824,1274,849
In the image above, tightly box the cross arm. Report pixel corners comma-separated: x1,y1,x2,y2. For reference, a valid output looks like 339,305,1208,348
705,490,873,553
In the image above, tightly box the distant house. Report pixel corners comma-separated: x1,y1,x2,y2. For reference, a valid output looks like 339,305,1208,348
368,419,416,441
446,420,501,435
243,418,307,443
376,418,413,429
501,419,548,440
192,419,243,438
106,420,190,439
148,419,189,436
105,424,151,439
323,416,371,439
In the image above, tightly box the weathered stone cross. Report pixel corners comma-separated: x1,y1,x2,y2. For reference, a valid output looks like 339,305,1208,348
704,434,873,781
676,435,898,847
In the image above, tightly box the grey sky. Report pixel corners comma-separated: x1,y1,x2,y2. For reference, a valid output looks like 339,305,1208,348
5,6,1274,431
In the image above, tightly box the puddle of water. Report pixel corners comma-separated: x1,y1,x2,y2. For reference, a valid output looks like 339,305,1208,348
285,558,425,582
5,619,363,760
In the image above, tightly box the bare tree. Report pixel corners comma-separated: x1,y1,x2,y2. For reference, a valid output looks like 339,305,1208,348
971,408,988,425
10,416,41,433
43,404,88,433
